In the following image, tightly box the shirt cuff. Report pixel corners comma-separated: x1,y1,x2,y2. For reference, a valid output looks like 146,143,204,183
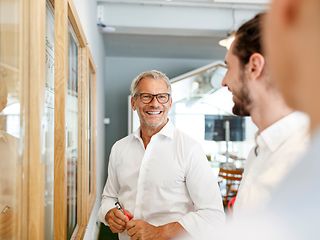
98,198,117,226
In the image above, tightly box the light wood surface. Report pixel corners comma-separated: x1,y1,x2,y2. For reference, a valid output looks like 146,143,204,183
1,0,98,238
54,0,68,239
67,0,87,48
87,48,97,216
28,0,46,239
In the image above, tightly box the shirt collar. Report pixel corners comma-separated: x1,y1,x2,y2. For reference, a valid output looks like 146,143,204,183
133,118,174,140
256,111,309,152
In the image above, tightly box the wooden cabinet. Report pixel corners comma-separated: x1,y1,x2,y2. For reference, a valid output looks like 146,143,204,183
0,0,97,239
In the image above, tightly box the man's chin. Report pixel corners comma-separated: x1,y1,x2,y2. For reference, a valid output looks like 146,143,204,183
144,119,168,129
146,122,162,128
232,105,250,117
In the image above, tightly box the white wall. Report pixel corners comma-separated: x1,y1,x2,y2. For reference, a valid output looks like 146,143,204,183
73,0,106,239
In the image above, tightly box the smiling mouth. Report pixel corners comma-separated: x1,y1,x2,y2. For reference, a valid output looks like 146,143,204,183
146,111,162,115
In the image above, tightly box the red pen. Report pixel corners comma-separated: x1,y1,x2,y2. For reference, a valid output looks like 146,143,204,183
115,201,133,220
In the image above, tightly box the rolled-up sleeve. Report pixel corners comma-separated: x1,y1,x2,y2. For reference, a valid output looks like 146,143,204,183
178,144,225,238
98,145,120,226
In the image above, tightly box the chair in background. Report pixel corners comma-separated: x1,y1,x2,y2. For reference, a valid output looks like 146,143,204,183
218,167,244,207
227,196,237,213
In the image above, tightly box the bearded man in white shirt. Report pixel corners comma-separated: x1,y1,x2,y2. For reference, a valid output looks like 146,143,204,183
207,2,320,239
222,13,309,216
98,70,225,240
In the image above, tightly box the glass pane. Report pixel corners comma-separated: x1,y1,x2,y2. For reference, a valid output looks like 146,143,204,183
43,2,54,240
66,25,78,239
0,0,23,239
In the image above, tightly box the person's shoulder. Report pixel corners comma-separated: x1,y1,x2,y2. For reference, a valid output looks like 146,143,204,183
112,134,136,148
174,127,201,147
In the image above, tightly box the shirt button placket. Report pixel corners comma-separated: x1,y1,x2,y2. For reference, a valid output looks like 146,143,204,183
134,140,152,218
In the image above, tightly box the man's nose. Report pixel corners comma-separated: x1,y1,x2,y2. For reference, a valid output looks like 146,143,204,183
149,95,161,106
221,75,228,87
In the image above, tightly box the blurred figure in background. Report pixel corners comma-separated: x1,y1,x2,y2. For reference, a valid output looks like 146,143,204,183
221,13,309,217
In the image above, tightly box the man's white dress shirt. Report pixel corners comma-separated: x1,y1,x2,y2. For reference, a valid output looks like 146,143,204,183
233,112,309,216
263,126,320,240
209,127,320,240
99,121,225,240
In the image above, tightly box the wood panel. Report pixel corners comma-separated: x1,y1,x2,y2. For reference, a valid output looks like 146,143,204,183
71,43,87,240
18,1,27,239
28,0,46,239
87,48,97,215
67,0,87,48
54,0,68,239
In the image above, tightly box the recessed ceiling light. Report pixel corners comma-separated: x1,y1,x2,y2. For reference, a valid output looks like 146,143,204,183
219,33,235,49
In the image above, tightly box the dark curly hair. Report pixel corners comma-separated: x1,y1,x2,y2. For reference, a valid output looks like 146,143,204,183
233,12,266,67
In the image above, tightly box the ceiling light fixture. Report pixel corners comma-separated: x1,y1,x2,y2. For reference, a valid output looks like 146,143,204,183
219,32,235,49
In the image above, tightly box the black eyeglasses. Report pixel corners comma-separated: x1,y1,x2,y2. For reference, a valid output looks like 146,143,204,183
135,93,171,104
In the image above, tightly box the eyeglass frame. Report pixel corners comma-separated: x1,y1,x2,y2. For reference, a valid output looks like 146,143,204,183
134,92,171,104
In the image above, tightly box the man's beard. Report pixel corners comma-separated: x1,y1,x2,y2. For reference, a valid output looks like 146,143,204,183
232,73,251,117
232,100,250,116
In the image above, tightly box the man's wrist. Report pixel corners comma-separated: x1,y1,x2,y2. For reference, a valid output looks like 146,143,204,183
156,225,169,240
157,222,185,240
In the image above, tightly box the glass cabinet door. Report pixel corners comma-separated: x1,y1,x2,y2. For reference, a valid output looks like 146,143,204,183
1,1,97,239
66,24,79,239
0,0,24,239
43,2,55,239
88,68,93,195
87,56,96,210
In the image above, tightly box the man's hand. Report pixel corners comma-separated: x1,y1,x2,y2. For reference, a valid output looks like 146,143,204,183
127,220,186,240
126,220,164,240
105,207,129,233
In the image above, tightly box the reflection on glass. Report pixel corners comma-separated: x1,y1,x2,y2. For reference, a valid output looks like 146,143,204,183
66,25,78,239
0,0,22,239
43,2,54,240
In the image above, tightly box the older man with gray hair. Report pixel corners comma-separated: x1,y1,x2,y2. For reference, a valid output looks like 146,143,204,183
99,70,224,240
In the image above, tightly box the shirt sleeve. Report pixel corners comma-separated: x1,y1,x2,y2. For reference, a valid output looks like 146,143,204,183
98,144,120,226
178,144,225,238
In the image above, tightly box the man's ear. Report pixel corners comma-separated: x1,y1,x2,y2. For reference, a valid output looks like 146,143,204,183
131,96,136,111
248,53,265,80
168,96,173,109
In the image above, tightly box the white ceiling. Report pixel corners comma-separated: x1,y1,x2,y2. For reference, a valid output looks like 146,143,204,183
97,0,268,59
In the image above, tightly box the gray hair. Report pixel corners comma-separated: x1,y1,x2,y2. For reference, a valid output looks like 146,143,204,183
130,70,171,96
